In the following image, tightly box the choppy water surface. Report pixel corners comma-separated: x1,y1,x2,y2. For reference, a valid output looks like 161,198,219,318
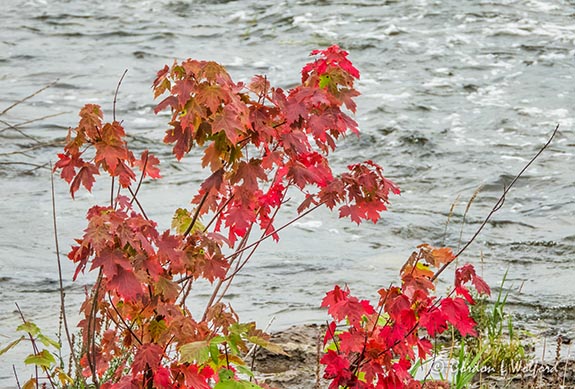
1,0,573,384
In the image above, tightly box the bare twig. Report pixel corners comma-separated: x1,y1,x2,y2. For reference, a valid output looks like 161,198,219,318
0,161,49,169
50,164,82,380
113,70,128,122
12,365,21,389
431,124,559,282
0,111,68,133
0,80,59,116
0,141,64,157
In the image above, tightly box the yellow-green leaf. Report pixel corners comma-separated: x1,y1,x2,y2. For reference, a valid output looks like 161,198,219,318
24,349,56,368
179,340,210,364
0,336,24,356
37,334,60,349
17,322,40,337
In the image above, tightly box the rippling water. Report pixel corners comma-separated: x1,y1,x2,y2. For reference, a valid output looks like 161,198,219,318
1,0,574,385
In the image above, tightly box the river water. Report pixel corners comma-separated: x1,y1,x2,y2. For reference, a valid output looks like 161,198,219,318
0,0,573,385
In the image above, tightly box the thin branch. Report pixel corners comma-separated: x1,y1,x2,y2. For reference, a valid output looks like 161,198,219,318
108,295,143,345
0,161,50,169
15,303,57,389
184,190,209,237
224,201,325,262
0,111,68,133
12,365,21,389
127,186,149,220
0,118,43,143
0,141,64,157
0,80,59,116
113,70,128,122
432,124,559,280
129,152,148,208
50,164,81,379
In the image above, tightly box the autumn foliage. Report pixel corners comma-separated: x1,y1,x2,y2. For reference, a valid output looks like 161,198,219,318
48,45,488,388
321,244,490,388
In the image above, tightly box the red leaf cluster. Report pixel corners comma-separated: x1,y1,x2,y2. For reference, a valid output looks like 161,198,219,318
321,244,491,388
54,105,161,198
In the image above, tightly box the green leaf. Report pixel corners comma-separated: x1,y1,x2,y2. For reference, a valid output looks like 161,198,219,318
149,318,168,341
171,208,192,234
218,368,235,381
179,340,210,364
17,322,41,337
172,208,205,234
37,334,60,349
0,336,25,356
208,336,227,364
235,364,255,378
24,349,56,368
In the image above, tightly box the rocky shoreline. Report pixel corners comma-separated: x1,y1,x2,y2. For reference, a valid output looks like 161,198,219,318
251,324,575,389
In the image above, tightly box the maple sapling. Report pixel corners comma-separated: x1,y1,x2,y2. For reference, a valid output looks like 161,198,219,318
48,45,401,388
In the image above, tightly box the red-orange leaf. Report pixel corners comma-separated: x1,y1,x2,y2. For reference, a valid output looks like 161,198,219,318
70,163,99,198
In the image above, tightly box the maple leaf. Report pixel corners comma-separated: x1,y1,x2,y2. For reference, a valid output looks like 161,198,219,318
156,231,186,272
231,159,267,193
78,104,103,139
196,83,228,114
91,248,129,280
339,330,365,354
54,153,78,183
94,141,127,174
248,75,270,95
440,297,477,337
321,285,375,329
211,104,244,144
182,364,213,389
134,150,161,179
172,78,196,107
154,95,178,114
131,343,163,374
68,242,92,280
70,163,99,198
154,276,180,303
225,202,255,244
455,263,491,296
164,121,193,161
107,268,144,301
321,349,350,379
153,366,172,389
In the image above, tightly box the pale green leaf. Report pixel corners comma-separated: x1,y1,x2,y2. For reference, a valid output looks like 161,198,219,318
37,334,60,349
24,349,56,368
17,322,40,337
179,340,210,364
0,336,25,356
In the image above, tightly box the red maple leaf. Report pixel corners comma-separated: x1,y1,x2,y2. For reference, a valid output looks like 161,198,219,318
440,297,477,337
455,263,491,296
182,364,212,389
211,104,244,144
107,268,144,301
231,159,267,193
131,343,163,374
164,122,193,161
196,84,228,114
153,366,172,389
321,285,375,329
135,150,161,179
70,163,99,198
